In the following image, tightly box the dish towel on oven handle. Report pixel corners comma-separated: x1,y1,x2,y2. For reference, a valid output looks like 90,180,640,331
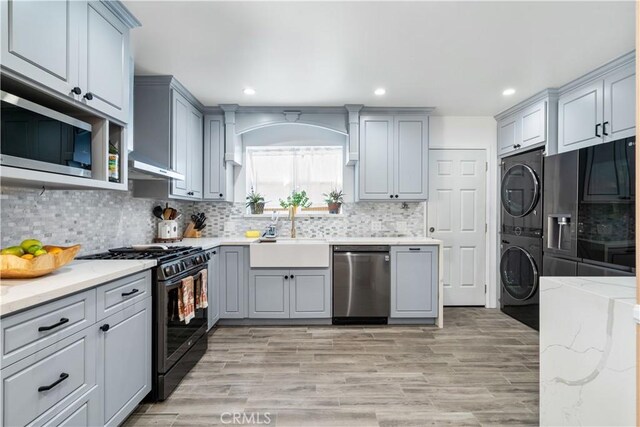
178,275,195,324
196,269,208,309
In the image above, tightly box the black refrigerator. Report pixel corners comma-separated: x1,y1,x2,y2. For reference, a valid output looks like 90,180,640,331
542,137,635,277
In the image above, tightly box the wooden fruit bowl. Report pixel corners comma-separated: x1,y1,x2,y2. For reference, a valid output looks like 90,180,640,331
0,245,82,279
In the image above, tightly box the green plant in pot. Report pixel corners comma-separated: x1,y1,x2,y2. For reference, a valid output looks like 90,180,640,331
279,190,311,238
323,189,344,214
246,188,265,215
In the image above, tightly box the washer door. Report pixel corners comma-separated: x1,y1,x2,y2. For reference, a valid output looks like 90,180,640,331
500,246,539,301
501,164,540,217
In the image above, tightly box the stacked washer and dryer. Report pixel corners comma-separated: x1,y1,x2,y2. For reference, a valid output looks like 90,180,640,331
499,148,544,330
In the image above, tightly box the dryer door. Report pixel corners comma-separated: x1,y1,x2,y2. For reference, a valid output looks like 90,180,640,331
501,164,540,218
500,246,539,300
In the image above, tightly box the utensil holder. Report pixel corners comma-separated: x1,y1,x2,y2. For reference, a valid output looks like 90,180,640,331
183,222,202,238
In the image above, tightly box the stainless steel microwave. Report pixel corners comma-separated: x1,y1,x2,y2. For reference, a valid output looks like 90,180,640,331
1,91,92,178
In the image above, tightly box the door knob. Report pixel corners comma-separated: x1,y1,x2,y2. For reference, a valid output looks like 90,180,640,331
83,92,93,101
71,87,82,95
429,227,435,233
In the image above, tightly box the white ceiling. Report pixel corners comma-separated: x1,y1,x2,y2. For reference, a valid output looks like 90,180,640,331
125,1,635,116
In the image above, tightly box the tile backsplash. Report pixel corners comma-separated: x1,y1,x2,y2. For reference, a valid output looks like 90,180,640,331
1,185,426,255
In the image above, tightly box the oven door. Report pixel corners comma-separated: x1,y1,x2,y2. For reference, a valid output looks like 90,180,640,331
156,265,208,374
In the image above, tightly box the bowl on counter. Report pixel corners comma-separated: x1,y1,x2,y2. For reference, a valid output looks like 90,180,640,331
0,245,82,279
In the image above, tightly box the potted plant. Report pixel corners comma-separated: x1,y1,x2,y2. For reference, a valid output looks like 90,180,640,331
323,189,344,214
246,188,265,214
279,190,311,238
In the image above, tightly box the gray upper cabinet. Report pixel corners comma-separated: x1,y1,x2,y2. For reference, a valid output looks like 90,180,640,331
289,269,331,319
249,269,290,319
558,80,603,152
133,76,204,201
0,0,81,98
80,1,130,123
207,249,220,330
395,116,428,200
558,58,635,153
603,64,635,142
359,114,429,201
219,246,247,319
390,246,438,318
98,298,151,427
496,95,555,157
359,115,394,200
204,115,227,201
170,91,203,199
0,0,137,123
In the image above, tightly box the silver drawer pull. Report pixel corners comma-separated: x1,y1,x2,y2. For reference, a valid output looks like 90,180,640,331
38,373,69,392
38,317,69,332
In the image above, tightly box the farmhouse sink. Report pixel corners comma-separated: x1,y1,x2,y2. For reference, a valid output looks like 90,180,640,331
250,239,330,268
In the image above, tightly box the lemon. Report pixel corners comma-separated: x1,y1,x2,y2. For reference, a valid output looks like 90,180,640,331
33,249,47,257
20,239,42,252
21,254,34,260
48,247,63,255
27,245,42,255
1,246,25,257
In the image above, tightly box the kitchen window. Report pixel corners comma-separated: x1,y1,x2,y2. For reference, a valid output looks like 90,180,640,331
246,146,344,212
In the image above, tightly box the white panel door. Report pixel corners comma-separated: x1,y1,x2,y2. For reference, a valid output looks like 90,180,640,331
428,149,486,306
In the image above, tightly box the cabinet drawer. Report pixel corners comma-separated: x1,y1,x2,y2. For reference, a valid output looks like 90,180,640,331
1,290,96,367
97,270,151,320
42,386,99,427
1,327,97,427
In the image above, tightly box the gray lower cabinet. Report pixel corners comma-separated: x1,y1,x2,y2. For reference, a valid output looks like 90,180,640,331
248,268,331,319
207,248,221,330
219,246,248,319
289,269,331,319
249,269,290,318
98,298,152,427
390,246,438,318
204,115,227,201
0,270,152,427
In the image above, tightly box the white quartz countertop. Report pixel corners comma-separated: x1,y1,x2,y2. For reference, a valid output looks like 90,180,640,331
165,236,442,250
541,276,636,305
0,259,157,316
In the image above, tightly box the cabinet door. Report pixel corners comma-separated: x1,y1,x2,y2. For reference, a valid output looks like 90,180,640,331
0,0,81,99
219,247,246,319
359,115,394,200
498,115,519,156
171,90,190,197
187,107,203,198
207,250,220,330
390,246,438,318
604,64,636,142
98,298,151,427
394,116,428,200
558,80,604,153
79,1,130,123
204,115,226,200
520,100,547,149
289,269,331,318
249,269,290,318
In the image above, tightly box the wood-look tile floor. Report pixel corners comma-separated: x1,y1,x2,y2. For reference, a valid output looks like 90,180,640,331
124,308,539,426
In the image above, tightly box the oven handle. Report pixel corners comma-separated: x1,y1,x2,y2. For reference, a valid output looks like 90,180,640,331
159,265,207,288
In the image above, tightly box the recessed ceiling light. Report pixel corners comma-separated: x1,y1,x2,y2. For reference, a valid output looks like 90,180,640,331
374,88,386,96
243,87,256,95
502,88,516,96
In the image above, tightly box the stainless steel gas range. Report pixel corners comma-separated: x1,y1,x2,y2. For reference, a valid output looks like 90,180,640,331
80,246,211,401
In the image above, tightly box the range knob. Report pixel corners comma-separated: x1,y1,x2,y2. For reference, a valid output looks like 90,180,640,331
174,263,182,273
164,266,172,277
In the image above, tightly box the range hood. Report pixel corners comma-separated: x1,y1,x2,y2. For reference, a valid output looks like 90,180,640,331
128,152,185,181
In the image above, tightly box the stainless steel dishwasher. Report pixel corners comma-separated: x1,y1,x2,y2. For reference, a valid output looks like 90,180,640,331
333,245,390,324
